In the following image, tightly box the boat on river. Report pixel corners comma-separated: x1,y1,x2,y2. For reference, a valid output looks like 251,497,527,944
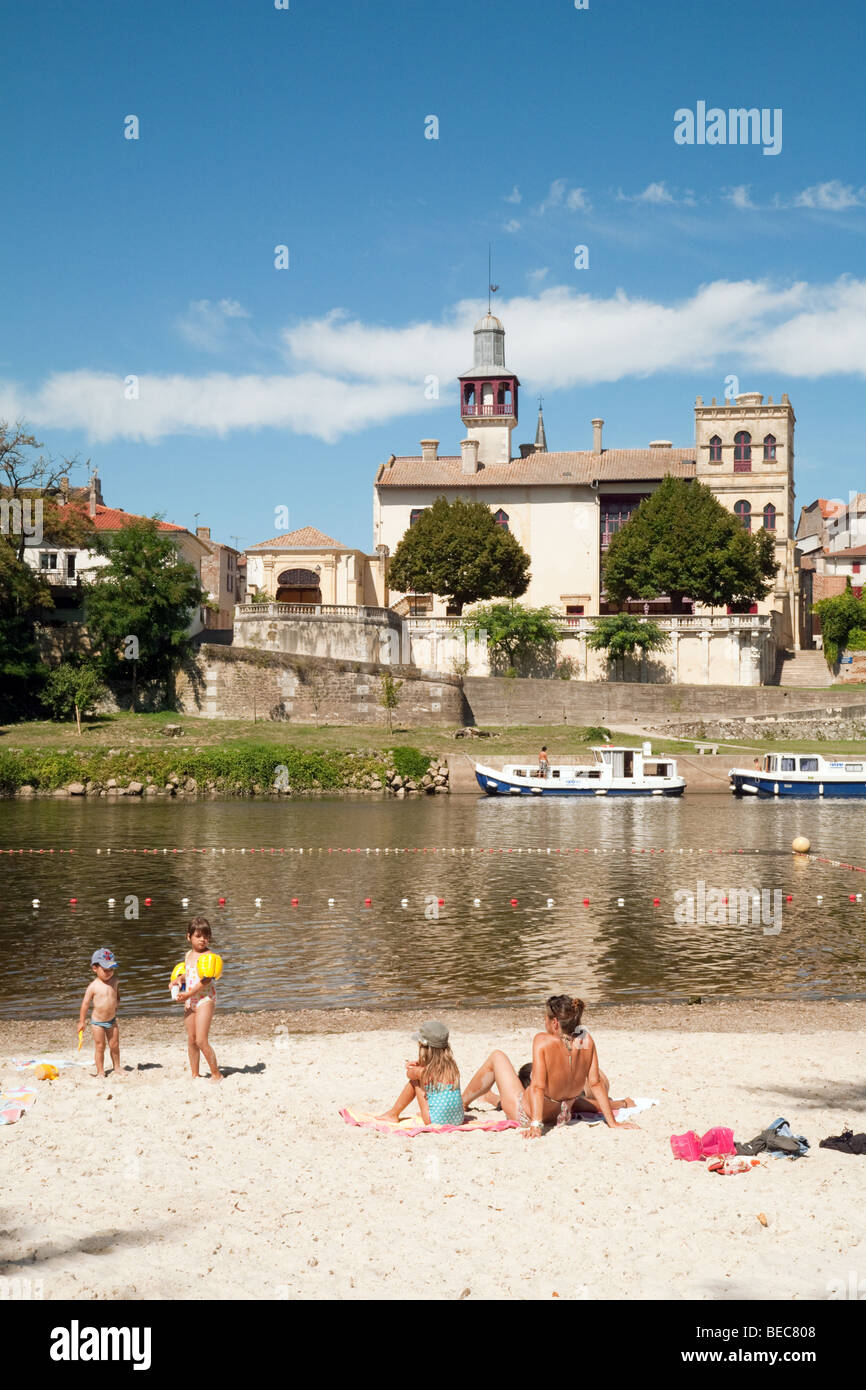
475,743,685,797
730,751,866,798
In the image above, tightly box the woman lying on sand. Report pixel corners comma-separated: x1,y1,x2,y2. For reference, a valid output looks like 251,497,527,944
461,995,639,1139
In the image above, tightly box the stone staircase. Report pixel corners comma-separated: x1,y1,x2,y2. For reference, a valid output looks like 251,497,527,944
775,649,834,688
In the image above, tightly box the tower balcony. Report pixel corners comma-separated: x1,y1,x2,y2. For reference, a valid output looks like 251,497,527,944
460,403,517,419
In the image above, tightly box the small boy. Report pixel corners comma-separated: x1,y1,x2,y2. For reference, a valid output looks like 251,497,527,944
78,948,122,1079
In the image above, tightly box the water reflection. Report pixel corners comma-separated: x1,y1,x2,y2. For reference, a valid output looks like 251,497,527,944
1,795,864,1016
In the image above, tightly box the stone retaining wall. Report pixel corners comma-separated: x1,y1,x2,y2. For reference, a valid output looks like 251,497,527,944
462,677,866,727
175,645,467,727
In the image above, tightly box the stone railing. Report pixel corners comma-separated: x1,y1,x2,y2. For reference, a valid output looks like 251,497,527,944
404,613,773,634
236,602,395,622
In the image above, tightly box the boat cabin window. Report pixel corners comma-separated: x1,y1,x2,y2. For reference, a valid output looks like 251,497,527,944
763,757,775,772
799,757,819,772
845,764,863,772
780,757,795,772
551,770,561,779
644,761,671,777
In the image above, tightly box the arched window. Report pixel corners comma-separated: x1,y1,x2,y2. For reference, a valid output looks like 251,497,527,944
734,500,752,531
493,508,509,531
496,382,512,410
763,434,776,460
463,383,476,411
709,435,722,462
481,382,494,414
734,431,751,471
763,503,776,530
275,568,321,604
409,508,427,528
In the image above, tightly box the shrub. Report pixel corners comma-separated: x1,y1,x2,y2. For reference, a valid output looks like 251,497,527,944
390,746,431,781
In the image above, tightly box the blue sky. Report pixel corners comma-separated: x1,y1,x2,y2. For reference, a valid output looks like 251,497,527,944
3,0,866,551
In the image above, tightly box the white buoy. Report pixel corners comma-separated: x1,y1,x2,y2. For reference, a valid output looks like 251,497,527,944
817,895,823,903
96,849,101,855
792,836,811,854
107,898,115,907
32,899,40,908
473,898,481,907
546,898,554,908
254,898,263,907
401,898,409,907
181,897,189,907
617,898,625,907
328,898,336,907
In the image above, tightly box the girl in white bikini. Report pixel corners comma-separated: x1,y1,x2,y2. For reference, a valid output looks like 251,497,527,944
173,917,222,1082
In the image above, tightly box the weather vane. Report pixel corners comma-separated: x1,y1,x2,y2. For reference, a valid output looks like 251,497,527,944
488,243,499,313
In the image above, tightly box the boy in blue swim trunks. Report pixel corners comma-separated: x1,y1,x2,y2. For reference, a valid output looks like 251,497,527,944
78,948,122,1079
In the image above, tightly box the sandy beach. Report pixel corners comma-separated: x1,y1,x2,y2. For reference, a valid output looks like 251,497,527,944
2,1002,865,1302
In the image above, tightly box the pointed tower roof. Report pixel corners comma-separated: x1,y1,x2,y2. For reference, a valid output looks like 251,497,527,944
534,403,548,452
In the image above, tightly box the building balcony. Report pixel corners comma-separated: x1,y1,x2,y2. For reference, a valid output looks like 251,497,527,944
37,569,79,587
460,403,516,418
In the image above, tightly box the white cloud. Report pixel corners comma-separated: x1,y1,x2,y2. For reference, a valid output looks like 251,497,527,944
503,218,522,233
9,278,866,443
726,185,755,210
535,179,591,215
176,298,254,352
504,185,522,204
618,182,695,206
793,181,863,211
527,268,549,287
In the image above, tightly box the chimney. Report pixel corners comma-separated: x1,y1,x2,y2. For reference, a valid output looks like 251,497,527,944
420,439,439,462
649,440,672,449
60,475,69,503
591,419,604,454
461,438,480,474
88,473,97,518
519,443,536,459
196,526,211,541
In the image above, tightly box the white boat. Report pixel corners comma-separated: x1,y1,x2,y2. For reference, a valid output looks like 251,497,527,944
730,751,866,798
475,743,685,797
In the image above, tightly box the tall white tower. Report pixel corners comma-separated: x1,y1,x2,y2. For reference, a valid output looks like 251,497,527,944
458,314,519,468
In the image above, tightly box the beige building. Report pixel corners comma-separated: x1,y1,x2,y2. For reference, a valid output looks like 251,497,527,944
372,314,798,644
245,526,386,607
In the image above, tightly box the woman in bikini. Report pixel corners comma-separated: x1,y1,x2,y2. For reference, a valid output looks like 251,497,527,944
461,995,638,1138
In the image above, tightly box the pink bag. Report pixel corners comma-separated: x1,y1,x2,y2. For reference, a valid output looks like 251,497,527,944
670,1131,703,1161
700,1127,735,1157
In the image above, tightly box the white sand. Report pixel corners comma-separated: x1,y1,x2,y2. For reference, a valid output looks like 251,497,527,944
2,1009,865,1301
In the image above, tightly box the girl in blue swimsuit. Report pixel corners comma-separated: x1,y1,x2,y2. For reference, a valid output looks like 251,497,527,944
376,1020,465,1126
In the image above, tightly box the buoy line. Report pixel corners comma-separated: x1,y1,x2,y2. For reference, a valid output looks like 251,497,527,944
23,889,863,910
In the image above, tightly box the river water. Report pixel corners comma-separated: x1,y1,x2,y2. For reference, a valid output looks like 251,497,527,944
1,796,865,1017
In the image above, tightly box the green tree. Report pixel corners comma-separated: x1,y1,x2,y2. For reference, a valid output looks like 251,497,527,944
388,497,530,614
602,477,777,611
85,517,207,710
40,659,107,735
0,535,50,718
586,614,670,663
463,602,560,675
378,672,402,732
814,581,866,667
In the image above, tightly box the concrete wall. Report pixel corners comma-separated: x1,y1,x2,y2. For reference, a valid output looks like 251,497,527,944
462,676,866,726
176,645,466,726
234,605,400,664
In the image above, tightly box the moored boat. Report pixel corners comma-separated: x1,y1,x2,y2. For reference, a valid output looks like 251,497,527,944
730,751,866,798
475,743,685,797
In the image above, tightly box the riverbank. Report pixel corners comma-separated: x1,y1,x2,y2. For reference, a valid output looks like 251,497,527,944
3,1002,864,1301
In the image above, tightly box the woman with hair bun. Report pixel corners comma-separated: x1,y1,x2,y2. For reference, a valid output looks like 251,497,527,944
461,994,637,1139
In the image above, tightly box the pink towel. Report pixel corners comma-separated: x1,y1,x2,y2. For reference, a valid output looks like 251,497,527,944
340,1106,518,1137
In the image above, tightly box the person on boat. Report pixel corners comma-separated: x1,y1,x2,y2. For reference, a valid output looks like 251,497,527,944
462,995,638,1138
538,746,550,778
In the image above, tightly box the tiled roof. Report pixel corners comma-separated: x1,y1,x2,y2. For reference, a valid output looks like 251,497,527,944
824,544,866,559
58,503,187,533
247,526,349,550
376,449,697,488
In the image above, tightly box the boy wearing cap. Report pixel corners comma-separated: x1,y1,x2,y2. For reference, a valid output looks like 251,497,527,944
78,949,122,1079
